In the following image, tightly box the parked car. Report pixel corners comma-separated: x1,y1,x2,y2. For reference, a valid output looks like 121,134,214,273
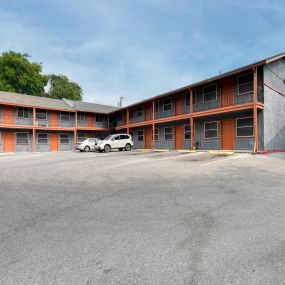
75,138,102,152
96,134,134,152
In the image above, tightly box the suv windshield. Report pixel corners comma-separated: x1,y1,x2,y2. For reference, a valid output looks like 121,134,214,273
104,135,113,141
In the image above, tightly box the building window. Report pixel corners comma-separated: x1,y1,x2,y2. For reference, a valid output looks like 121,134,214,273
60,112,70,121
129,131,134,139
193,90,196,105
96,114,103,122
36,109,47,120
238,73,253,95
77,112,85,121
77,132,86,142
17,107,29,119
203,84,217,103
185,93,190,107
137,130,144,142
164,127,173,140
184,125,195,140
37,133,48,144
163,98,172,112
129,109,134,119
16,132,29,144
60,133,70,144
204,121,219,139
155,101,159,114
117,113,122,122
151,128,159,141
137,106,143,117
236,117,253,137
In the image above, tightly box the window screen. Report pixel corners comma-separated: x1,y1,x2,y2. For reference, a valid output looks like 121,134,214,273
205,122,219,139
138,130,144,141
60,133,69,144
16,133,28,144
60,112,70,121
18,107,29,119
164,127,173,140
203,84,217,103
37,133,48,144
151,128,159,141
36,109,47,120
236,117,253,137
96,114,103,122
163,98,172,112
238,73,253,95
78,112,85,121
137,106,143,117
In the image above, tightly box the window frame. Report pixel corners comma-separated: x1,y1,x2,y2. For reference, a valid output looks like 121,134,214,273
129,131,134,139
77,132,86,142
137,106,143,117
204,121,219,139
15,132,29,145
183,125,195,140
203,83,218,103
164,127,174,141
137,130,144,142
129,109,134,119
154,101,160,114
96,114,103,122
117,113,123,122
60,112,70,122
17,107,29,119
163,97,172,112
59,133,70,144
77,112,86,121
193,90,196,105
36,109,47,120
237,72,254,96
151,128,159,141
185,93,190,108
37,133,48,144
236,117,254,137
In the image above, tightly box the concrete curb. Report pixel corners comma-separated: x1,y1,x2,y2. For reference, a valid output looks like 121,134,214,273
208,151,235,156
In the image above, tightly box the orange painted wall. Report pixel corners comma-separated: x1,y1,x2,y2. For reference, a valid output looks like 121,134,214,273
2,106,14,124
49,111,58,127
221,78,234,107
145,103,152,121
175,125,183,149
2,131,14,152
49,133,58,151
87,114,93,127
175,94,183,116
221,119,235,150
145,128,151,148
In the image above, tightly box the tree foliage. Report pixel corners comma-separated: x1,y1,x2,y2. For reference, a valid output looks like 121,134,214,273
47,74,82,101
0,51,48,95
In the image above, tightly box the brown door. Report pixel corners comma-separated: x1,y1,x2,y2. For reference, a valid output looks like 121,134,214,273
175,125,183,149
175,94,183,116
2,106,14,124
221,119,234,150
145,103,152,121
221,78,234,107
49,133,58,152
2,131,14,152
145,128,151,149
87,114,93,127
49,111,58,127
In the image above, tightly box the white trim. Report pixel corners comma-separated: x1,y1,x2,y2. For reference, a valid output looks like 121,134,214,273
137,130,144,142
77,112,86,121
164,126,174,141
154,101,160,114
204,121,219,139
184,93,190,108
15,132,29,145
37,132,49,144
235,117,254,137
59,133,70,144
163,97,172,112
183,124,195,140
152,128,159,141
203,83,218,103
137,106,143,117
237,72,254,96
17,106,30,119
36,109,47,120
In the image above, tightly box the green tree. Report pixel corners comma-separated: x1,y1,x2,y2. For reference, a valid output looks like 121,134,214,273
0,51,48,95
47,74,82,101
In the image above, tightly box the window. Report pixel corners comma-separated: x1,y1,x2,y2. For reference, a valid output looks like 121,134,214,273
203,84,217,103
163,98,172,112
117,113,122,122
137,130,144,142
96,114,103,122
36,109,47,120
185,93,190,107
77,132,86,142
16,132,28,144
129,131,134,139
77,112,85,121
60,133,70,144
120,134,129,139
236,117,253,137
114,135,120,140
37,133,48,144
184,125,195,140
238,73,253,95
204,122,219,139
129,109,134,119
164,127,173,140
137,106,143,117
155,101,159,114
193,90,196,105
152,128,159,141
17,107,29,119
60,112,70,121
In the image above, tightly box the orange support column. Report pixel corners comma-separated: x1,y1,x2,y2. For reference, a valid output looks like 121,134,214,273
126,109,129,134
152,101,155,149
253,67,258,153
74,111,77,145
32,107,36,152
189,88,194,150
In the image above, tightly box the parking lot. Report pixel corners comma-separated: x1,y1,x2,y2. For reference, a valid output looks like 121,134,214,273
0,150,284,285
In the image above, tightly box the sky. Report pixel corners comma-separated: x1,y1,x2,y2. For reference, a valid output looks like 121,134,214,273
0,0,284,106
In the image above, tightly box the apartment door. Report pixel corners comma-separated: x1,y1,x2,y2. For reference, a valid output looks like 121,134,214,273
2,106,14,124
221,78,234,107
175,94,183,116
87,114,93,127
2,131,14,152
175,125,183,149
49,111,58,127
49,133,58,151
145,128,151,149
221,119,234,150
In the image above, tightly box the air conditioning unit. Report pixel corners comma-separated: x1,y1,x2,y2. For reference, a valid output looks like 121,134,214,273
37,121,48,127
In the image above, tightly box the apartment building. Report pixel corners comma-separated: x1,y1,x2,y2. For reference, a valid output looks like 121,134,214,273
0,52,284,153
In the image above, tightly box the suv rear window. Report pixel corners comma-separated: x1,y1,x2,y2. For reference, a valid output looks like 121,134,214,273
120,135,129,139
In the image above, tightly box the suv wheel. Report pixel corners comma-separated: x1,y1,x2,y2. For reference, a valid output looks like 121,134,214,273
104,144,111,153
84,146,90,152
125,143,131,151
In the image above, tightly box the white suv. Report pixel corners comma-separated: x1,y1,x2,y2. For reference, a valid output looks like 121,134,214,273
96,134,134,152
